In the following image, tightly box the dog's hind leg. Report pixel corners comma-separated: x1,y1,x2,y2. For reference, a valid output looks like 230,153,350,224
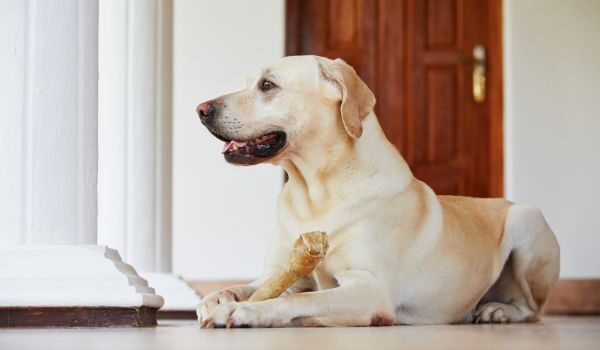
474,205,560,323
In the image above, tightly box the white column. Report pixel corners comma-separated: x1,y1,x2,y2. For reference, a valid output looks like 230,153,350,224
0,0,163,320
98,0,172,273
97,0,199,312
0,0,97,245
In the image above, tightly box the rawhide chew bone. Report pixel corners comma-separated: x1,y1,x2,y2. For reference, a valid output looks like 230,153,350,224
248,231,329,302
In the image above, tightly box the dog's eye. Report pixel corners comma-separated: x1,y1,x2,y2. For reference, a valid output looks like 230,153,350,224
259,79,276,92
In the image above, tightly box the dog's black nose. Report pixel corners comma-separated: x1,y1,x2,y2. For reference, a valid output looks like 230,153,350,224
196,101,216,121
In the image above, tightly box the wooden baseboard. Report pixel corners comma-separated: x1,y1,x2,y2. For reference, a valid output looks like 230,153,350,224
545,279,600,315
157,310,197,320
0,307,158,328
189,279,600,315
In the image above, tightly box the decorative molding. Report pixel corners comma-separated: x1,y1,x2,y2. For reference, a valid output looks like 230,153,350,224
0,245,164,328
0,246,164,308
143,272,201,318
98,0,173,272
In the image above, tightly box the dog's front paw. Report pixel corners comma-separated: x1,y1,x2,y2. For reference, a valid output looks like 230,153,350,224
473,302,512,324
200,302,283,328
197,289,241,323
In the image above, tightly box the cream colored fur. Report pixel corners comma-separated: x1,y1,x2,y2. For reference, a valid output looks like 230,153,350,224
196,56,560,327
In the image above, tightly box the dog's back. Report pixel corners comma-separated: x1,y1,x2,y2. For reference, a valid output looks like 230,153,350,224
438,195,512,244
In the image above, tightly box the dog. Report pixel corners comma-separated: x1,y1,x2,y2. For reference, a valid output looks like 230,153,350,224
195,55,560,327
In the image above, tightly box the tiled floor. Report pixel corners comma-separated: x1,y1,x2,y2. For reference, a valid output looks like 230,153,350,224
1,316,599,350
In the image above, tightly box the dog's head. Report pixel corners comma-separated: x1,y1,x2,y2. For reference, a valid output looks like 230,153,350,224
196,55,376,166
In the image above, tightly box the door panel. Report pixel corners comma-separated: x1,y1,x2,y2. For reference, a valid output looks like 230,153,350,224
408,0,467,195
426,0,457,49
286,0,503,197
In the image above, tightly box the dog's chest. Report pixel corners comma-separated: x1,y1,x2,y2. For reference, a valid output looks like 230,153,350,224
277,192,357,236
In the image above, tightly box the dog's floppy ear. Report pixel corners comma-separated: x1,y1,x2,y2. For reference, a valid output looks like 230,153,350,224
319,58,376,139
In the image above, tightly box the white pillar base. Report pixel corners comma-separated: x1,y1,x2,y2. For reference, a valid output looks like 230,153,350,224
0,245,164,327
143,273,201,318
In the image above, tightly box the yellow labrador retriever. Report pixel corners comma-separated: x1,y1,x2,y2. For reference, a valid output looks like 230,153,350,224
195,55,560,327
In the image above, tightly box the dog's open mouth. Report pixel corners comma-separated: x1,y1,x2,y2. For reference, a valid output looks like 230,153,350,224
210,130,286,165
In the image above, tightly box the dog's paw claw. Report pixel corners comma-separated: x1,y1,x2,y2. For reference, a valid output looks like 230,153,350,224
474,302,514,324
201,319,215,329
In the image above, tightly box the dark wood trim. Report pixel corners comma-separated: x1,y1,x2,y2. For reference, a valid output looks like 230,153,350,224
0,306,158,328
190,279,600,315
545,279,600,315
283,0,300,184
285,0,301,56
488,0,504,197
157,311,197,320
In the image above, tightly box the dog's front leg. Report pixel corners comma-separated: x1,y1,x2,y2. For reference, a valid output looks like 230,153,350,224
196,281,259,324
202,270,395,328
197,275,317,325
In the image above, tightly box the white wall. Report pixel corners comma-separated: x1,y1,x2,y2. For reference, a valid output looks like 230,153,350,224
504,0,600,278
172,0,284,280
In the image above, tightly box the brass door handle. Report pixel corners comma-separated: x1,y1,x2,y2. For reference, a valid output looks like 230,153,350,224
472,44,486,103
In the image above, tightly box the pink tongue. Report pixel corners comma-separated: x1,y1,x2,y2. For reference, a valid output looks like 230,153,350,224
221,140,248,154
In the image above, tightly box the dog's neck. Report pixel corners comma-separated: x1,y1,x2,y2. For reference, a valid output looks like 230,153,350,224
281,113,414,206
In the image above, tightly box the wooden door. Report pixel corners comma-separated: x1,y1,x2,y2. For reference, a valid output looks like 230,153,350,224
286,0,503,197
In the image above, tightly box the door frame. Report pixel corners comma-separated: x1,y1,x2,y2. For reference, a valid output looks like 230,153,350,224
487,0,504,197
285,0,504,197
